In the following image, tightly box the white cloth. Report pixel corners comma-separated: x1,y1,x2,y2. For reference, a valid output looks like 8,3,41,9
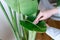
39,0,54,11
57,7,60,16
46,27,60,40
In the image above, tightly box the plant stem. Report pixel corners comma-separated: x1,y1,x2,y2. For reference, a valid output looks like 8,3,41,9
28,31,36,40
0,2,19,40
8,7,13,19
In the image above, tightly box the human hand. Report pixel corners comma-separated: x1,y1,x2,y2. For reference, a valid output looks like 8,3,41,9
33,8,58,24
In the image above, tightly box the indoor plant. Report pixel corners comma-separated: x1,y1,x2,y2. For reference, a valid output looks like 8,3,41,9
0,0,47,40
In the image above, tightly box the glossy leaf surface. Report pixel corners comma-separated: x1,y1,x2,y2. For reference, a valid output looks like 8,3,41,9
20,16,47,33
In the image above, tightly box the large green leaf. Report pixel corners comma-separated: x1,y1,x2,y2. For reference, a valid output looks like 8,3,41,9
20,16,47,33
57,0,60,6
5,0,38,16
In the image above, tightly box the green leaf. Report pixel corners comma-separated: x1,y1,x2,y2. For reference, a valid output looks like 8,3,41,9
5,0,38,16
57,0,60,6
20,16,47,33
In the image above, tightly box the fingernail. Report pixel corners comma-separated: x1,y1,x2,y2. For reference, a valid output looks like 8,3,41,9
33,21,37,24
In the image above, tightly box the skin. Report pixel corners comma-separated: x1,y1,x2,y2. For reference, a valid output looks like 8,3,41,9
33,8,58,26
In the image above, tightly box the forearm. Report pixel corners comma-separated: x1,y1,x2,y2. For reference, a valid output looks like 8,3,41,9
47,8,58,15
49,7,60,15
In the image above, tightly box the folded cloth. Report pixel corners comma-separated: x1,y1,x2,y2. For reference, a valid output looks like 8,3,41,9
46,27,60,40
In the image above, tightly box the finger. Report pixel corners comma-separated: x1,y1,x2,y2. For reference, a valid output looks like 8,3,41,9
33,20,39,24
36,13,43,21
39,17,46,21
33,18,39,24
33,13,43,24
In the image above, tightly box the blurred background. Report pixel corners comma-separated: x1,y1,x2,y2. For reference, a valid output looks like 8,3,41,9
0,0,60,40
